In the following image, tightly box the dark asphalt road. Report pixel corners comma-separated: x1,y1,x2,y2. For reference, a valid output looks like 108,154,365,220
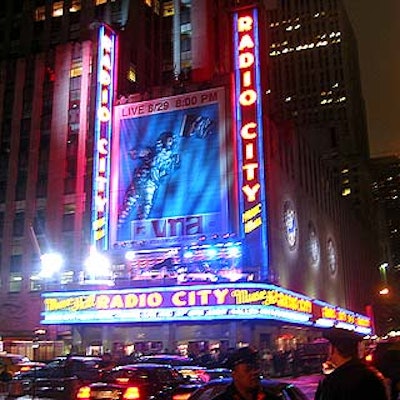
277,373,322,399
0,374,323,400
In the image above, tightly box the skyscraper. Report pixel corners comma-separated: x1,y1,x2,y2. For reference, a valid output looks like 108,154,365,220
264,0,372,221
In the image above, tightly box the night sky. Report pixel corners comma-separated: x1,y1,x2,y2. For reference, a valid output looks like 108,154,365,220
343,0,400,157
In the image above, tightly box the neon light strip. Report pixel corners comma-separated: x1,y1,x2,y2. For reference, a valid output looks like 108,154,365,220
40,282,371,334
91,25,104,246
252,8,268,280
91,24,116,250
41,305,312,325
233,12,244,236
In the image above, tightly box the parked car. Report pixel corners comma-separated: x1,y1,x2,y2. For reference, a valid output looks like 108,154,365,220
136,354,197,367
203,368,231,381
187,377,308,400
75,363,194,400
12,355,103,398
0,353,45,378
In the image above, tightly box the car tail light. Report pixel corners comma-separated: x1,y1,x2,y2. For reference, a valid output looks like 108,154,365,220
116,378,130,384
76,386,91,400
173,393,192,400
196,370,209,383
123,386,140,400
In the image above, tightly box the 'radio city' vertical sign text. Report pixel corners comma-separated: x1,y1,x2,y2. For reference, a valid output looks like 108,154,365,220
91,24,117,249
233,9,264,235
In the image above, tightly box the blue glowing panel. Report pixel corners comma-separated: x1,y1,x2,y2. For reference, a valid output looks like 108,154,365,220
40,283,371,335
110,88,230,247
232,8,269,279
91,24,117,250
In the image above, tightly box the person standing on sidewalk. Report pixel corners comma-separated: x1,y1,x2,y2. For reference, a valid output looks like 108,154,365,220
213,346,279,400
315,328,389,400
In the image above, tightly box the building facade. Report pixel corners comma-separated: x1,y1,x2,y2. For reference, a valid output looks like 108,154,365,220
0,0,380,356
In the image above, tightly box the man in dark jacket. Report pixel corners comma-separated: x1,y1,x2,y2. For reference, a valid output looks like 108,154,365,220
213,346,279,400
315,327,389,400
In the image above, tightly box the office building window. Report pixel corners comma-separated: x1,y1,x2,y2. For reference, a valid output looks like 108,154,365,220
52,1,64,17
13,212,25,237
9,273,23,292
163,1,174,17
70,60,82,78
70,0,81,12
30,275,42,291
35,6,46,21
9,255,23,293
33,209,46,236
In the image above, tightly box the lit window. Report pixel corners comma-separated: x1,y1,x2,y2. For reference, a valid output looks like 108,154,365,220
30,275,42,291
9,273,23,293
342,188,351,196
70,59,82,78
163,1,174,17
145,0,152,7
96,0,107,5
53,1,64,17
35,6,46,21
60,271,74,285
128,66,136,82
70,0,81,12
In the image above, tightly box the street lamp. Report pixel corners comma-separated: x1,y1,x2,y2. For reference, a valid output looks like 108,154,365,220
39,252,64,279
84,249,112,280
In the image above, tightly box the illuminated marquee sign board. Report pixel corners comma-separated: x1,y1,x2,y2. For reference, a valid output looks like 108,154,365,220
91,24,117,250
313,300,371,335
110,88,229,248
233,8,269,279
40,283,372,334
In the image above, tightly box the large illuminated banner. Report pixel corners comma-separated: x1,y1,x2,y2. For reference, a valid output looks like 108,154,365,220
233,8,268,279
40,283,372,335
111,88,229,248
91,24,117,250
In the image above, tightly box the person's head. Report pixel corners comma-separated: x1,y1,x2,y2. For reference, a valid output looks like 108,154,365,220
226,346,261,392
323,328,362,367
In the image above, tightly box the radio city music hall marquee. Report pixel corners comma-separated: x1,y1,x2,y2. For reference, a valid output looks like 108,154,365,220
41,282,372,335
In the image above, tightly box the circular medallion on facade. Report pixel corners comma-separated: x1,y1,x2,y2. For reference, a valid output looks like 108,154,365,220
327,238,337,275
283,201,298,250
307,221,320,268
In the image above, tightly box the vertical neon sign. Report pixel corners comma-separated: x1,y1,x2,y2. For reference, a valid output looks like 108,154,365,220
233,8,268,279
91,24,116,250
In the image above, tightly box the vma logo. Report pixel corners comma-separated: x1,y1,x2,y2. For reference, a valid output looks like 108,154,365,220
131,213,220,240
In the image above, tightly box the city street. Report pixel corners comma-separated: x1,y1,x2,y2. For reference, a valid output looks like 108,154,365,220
0,373,322,400
277,373,322,399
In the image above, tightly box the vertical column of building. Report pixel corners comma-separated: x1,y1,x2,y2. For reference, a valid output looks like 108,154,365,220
172,0,181,78
23,55,45,289
46,44,71,247
73,41,93,263
3,59,25,290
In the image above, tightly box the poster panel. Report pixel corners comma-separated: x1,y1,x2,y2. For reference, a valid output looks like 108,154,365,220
111,88,229,249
